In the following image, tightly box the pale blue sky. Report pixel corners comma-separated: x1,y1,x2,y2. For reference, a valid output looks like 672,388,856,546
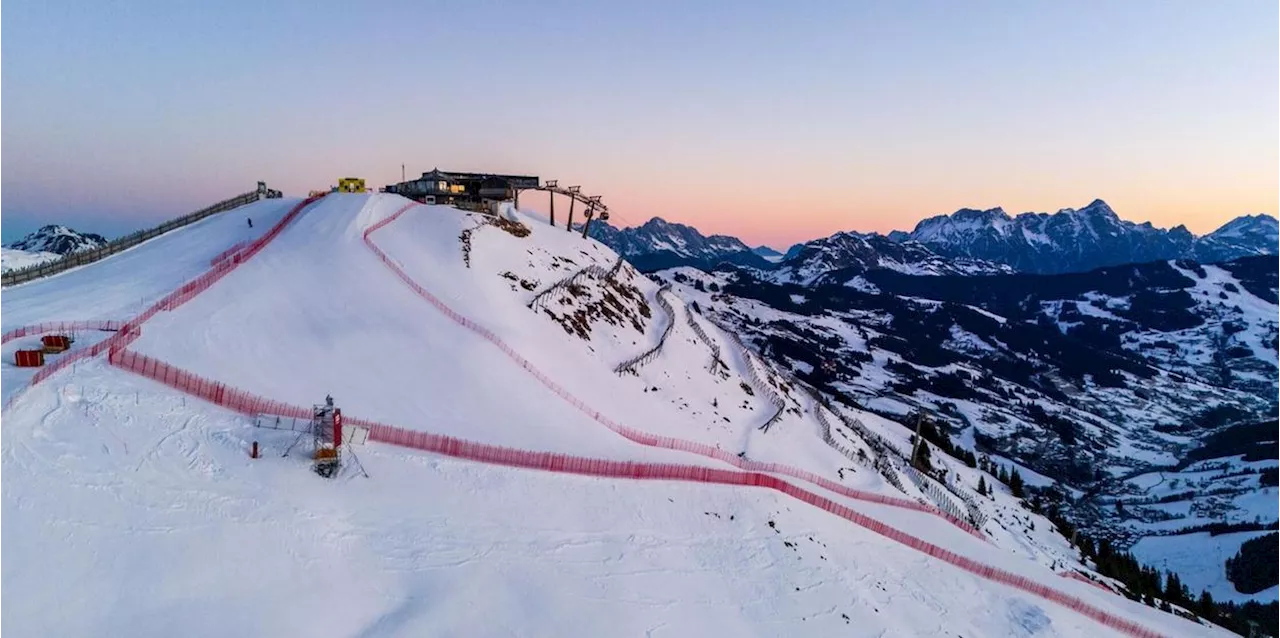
3,0,1276,246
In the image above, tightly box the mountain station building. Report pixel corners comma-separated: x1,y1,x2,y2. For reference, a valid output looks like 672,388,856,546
384,169,540,208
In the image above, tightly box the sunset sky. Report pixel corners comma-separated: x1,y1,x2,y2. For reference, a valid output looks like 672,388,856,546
3,0,1276,247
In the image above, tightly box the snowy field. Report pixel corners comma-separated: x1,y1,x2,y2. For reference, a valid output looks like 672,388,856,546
1132,532,1278,604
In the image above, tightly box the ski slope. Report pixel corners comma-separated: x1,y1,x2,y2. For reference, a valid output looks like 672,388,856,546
2,198,298,329
1,193,1235,637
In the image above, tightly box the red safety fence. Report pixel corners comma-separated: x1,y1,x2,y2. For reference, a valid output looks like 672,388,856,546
209,240,250,267
102,344,1168,638
4,322,131,408
108,348,311,419
362,203,987,539
2,320,125,345
1063,571,1119,594
122,194,324,332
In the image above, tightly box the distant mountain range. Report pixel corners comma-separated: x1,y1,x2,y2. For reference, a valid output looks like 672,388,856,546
587,217,773,271
589,201,1278,278
767,231,1012,284
902,200,1278,274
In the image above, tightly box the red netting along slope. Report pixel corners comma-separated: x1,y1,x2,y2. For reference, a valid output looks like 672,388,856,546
104,345,1168,638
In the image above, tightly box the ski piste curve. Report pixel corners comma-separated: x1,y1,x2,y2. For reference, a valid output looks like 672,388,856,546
4,193,1195,637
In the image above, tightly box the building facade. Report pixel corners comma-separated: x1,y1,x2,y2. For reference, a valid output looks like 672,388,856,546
384,169,539,207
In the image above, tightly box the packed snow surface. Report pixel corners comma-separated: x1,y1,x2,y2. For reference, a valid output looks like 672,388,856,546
1131,532,1278,605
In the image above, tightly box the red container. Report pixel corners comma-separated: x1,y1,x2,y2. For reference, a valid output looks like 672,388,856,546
41,335,71,352
14,350,45,367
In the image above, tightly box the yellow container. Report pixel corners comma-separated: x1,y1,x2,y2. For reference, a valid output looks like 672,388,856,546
337,178,366,193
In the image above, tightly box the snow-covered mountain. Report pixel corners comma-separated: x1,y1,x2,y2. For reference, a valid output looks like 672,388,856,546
752,245,784,262
903,200,1277,274
587,217,768,271
906,200,1195,273
591,217,1009,281
765,231,1012,285
1194,214,1280,264
589,204,1276,282
6,224,108,256
4,192,1249,637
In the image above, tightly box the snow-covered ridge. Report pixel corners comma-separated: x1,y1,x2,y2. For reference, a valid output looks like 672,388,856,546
588,216,753,262
6,224,108,255
586,202,1275,280
904,200,1277,274
2,225,109,272
766,230,1012,284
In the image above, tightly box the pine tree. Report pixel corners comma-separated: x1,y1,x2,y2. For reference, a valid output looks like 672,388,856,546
1010,468,1025,498
1198,591,1215,620
998,465,1009,485
1165,571,1185,606
1079,536,1095,558
914,441,934,473
978,476,988,496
